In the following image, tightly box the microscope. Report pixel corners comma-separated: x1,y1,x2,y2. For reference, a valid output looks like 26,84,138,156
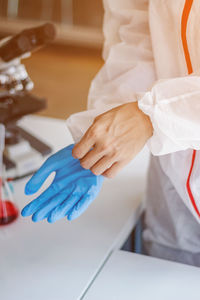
0,23,56,180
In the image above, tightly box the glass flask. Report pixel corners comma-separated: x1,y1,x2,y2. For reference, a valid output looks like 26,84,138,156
0,124,18,226
0,175,18,225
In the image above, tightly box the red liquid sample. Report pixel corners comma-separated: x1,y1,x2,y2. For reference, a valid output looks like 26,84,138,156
0,200,18,225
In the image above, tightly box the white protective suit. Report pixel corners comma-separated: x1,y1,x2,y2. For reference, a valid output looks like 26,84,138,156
67,0,200,266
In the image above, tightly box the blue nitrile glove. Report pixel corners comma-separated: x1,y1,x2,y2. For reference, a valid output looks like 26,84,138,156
21,144,104,222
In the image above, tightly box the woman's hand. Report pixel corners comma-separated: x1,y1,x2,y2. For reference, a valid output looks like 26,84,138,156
72,102,153,178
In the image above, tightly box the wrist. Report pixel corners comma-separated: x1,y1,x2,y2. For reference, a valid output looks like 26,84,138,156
134,101,153,139
144,113,153,139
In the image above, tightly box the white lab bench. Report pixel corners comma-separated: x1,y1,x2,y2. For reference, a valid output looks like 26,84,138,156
0,116,150,300
83,250,200,300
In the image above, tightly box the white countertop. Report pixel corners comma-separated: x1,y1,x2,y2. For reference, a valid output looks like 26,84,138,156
84,250,200,300
0,116,150,300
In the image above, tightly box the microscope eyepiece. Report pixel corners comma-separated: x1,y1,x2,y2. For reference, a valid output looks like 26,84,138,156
0,23,56,62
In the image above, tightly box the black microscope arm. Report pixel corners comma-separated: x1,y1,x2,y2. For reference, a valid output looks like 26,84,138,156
0,23,56,62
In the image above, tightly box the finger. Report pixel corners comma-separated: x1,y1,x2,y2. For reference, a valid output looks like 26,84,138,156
22,182,69,217
24,159,55,195
32,185,75,223
72,127,96,159
47,185,87,223
91,155,116,176
103,161,128,178
80,147,105,170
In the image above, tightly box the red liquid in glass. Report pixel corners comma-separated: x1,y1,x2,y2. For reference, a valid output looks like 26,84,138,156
0,200,18,225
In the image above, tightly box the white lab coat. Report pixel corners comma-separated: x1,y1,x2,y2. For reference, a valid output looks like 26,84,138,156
67,0,200,264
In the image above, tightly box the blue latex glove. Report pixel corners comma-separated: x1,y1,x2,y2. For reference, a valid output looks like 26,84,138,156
21,144,104,223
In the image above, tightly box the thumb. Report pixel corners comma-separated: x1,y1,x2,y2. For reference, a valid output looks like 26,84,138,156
25,144,75,195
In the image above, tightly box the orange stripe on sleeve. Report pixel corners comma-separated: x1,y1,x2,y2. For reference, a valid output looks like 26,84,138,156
181,0,193,74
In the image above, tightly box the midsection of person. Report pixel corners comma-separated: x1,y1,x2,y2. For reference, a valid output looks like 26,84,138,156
143,0,200,265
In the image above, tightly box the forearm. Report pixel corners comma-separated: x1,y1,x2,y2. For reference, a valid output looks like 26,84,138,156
67,0,155,143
